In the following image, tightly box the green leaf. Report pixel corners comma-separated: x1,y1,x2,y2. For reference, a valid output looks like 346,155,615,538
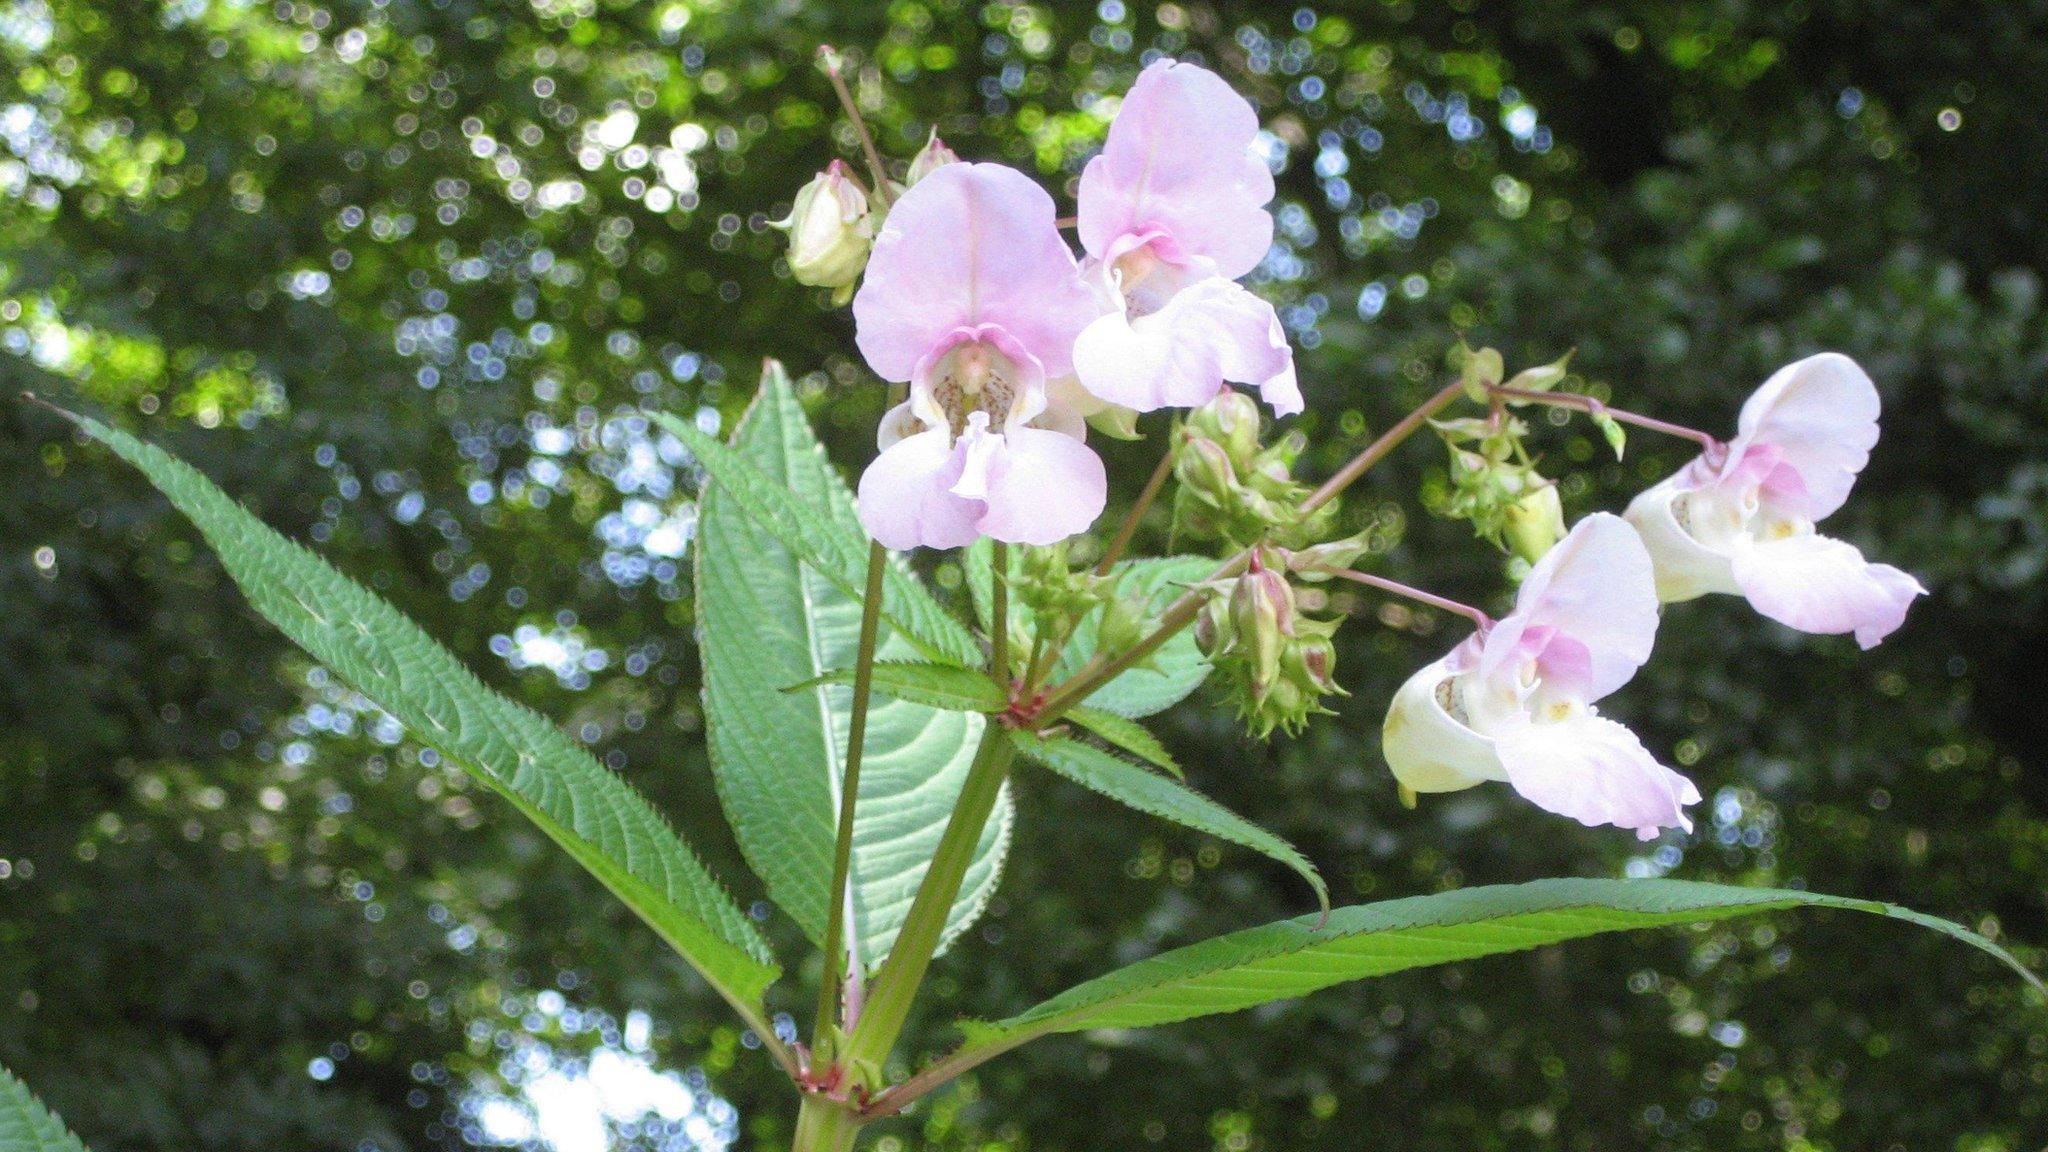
1593,411,1627,459
653,405,981,667
0,1066,91,1152
1066,706,1182,778
1012,730,1324,911
60,409,781,1022
694,365,1010,969
959,878,2040,1053
787,661,1008,714
1052,556,1213,719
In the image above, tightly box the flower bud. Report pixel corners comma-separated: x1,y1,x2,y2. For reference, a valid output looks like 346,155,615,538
1097,592,1147,658
905,128,959,186
1085,402,1143,441
1503,481,1566,564
1502,349,1574,396
774,160,875,291
1282,531,1373,581
1230,565,1296,695
1284,619,1343,697
1174,434,1239,507
1185,391,1262,468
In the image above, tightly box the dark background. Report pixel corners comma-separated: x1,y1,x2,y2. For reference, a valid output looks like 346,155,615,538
4,2,2046,1149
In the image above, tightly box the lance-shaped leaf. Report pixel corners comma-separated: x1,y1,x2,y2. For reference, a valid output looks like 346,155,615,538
655,405,981,667
56,409,782,1027
694,365,1010,969
787,662,1008,714
1013,730,1325,911
956,878,2039,1056
1067,706,1181,778
0,1067,91,1152
963,542,1212,719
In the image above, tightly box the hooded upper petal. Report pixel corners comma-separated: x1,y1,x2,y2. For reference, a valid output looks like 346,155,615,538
854,162,1103,382
1729,533,1925,649
1494,712,1700,841
1480,513,1659,703
1077,59,1276,280
1072,276,1299,415
1728,352,1879,523
1381,649,1507,794
856,427,984,551
973,425,1108,545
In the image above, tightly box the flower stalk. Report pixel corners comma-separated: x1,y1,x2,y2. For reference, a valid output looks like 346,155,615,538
1487,384,1722,456
814,541,891,1044
1330,568,1492,631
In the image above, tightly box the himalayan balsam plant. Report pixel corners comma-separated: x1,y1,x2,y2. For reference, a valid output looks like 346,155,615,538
13,50,2040,1152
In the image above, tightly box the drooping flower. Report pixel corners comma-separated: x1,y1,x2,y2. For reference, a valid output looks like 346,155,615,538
1623,353,1924,649
851,162,1108,550
1381,514,1700,840
774,160,876,295
1070,59,1301,417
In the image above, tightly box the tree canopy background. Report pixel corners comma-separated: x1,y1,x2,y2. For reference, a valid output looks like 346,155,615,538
4,2,2046,1149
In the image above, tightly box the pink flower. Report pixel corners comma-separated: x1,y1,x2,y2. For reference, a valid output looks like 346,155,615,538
1624,353,1925,649
851,162,1108,550
1071,59,1301,417
1381,514,1700,841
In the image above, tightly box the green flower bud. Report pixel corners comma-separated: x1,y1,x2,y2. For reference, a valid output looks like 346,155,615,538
1174,434,1239,506
1503,481,1567,563
774,160,875,291
1185,391,1262,468
1502,348,1574,396
1230,566,1296,695
1282,531,1373,581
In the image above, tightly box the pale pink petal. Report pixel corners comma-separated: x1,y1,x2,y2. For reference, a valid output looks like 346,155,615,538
854,163,1103,382
855,428,982,551
1495,712,1700,841
1728,352,1879,522
1077,60,1275,280
1482,513,1658,702
975,426,1107,545
1073,277,1297,415
1729,533,1925,649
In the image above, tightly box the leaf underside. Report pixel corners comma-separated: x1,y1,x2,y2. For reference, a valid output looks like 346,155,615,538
66,411,780,1016
694,365,1009,970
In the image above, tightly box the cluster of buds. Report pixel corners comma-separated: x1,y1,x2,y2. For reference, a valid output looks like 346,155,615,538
1426,344,1586,564
1171,393,1338,550
1004,543,1150,674
1195,552,1345,738
773,132,958,305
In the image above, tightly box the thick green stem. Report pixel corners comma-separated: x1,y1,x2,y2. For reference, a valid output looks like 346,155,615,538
843,725,1017,1068
990,542,1009,681
816,542,890,1042
793,1095,864,1152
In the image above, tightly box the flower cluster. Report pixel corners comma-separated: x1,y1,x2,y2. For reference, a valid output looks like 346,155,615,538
780,59,1924,845
781,59,1298,551
1384,353,1924,839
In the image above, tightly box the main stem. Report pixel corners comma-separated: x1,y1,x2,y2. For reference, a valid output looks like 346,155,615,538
793,1095,864,1152
815,542,890,1042
843,725,1016,1069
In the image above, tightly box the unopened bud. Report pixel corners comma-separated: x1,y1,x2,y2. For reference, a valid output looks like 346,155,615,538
774,160,874,291
905,128,959,186
1097,593,1147,657
1285,617,1344,696
1230,565,1296,694
1284,531,1373,581
1502,349,1574,396
1086,402,1143,441
1185,391,1262,468
1504,481,1567,564
1174,434,1239,506
1454,342,1505,401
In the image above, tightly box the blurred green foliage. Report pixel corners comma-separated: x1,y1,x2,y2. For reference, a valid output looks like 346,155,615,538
4,1,2045,1150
